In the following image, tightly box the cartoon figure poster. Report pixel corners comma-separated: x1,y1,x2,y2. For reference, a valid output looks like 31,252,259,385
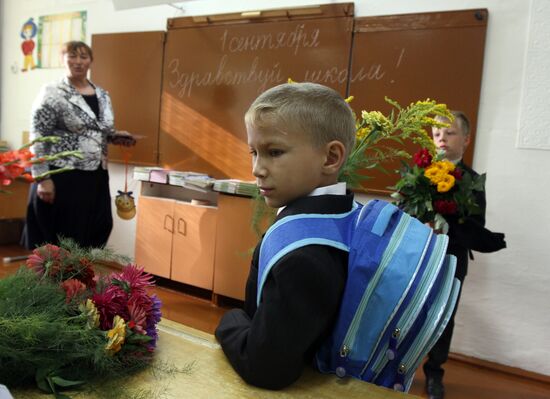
20,18,38,72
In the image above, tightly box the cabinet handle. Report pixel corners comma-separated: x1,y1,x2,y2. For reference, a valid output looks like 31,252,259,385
177,218,187,236
164,214,174,233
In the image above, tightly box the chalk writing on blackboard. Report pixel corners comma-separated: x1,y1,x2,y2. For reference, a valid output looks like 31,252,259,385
304,64,385,84
390,48,405,83
167,20,406,98
168,56,284,97
220,24,321,55
303,47,405,85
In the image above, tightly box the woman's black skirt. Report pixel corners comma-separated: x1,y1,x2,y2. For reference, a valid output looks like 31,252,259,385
21,168,113,249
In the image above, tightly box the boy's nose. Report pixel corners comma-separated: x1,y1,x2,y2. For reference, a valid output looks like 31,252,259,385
252,159,266,178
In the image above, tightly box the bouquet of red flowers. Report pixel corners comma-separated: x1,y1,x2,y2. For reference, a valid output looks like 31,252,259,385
0,136,82,193
0,240,162,397
0,147,34,187
391,148,485,233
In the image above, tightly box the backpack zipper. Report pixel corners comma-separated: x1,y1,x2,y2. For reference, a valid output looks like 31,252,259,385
366,234,448,377
392,265,459,388
338,213,412,362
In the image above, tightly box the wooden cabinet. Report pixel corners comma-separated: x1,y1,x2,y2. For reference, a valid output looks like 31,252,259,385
135,196,174,278
0,179,29,219
134,184,271,300
135,196,217,289
213,194,266,301
171,201,217,289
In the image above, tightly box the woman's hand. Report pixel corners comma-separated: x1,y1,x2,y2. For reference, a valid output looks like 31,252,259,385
37,179,55,204
111,130,137,147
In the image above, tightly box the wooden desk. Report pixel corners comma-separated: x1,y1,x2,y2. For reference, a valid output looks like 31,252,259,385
153,320,421,398
0,179,29,219
11,319,420,398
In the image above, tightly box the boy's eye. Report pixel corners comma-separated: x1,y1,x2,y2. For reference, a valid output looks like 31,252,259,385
269,149,284,157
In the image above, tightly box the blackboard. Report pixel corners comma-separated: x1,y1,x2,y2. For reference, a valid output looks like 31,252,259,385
348,9,488,193
91,6,488,191
91,31,165,165
159,3,354,180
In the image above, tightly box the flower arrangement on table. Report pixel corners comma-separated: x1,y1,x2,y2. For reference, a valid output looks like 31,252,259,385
390,145,486,233
0,136,81,193
0,239,162,397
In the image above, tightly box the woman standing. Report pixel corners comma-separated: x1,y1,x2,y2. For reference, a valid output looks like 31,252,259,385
22,41,135,249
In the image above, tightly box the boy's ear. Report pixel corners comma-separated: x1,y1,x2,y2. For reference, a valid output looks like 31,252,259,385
322,140,346,175
464,134,471,148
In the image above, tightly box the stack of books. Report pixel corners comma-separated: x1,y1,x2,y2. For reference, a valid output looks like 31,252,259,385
212,179,258,197
133,167,258,198
168,171,215,193
132,167,167,182
0,140,9,153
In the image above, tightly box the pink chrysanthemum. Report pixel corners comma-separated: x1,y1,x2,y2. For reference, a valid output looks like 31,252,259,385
92,284,129,330
112,265,154,294
26,244,70,279
127,294,152,334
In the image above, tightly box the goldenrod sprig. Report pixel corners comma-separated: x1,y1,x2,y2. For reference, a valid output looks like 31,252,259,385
339,97,452,189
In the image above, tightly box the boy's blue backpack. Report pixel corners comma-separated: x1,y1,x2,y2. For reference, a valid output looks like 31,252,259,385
257,199,460,392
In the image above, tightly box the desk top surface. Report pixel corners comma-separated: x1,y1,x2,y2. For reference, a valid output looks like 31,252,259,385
12,319,421,398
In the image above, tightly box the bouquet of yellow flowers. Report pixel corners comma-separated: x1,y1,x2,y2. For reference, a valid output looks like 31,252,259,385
252,95,456,236
390,145,486,233
338,97,454,189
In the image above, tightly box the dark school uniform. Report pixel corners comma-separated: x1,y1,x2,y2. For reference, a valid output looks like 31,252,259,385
215,193,354,390
424,161,506,380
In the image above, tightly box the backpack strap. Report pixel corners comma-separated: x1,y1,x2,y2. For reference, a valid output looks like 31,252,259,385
257,200,393,306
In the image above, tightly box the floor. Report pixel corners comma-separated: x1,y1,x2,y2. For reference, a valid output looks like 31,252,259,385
2,244,550,399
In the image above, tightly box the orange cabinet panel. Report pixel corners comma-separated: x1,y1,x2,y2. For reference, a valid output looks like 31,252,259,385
0,179,29,219
213,195,267,300
171,202,217,290
135,191,269,300
134,196,175,278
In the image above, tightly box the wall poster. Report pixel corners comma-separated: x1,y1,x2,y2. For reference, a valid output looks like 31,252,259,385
37,11,87,68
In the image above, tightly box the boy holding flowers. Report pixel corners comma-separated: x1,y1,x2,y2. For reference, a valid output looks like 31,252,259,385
423,111,505,399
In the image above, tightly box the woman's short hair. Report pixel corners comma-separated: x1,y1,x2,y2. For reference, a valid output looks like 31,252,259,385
61,41,93,61
245,82,356,156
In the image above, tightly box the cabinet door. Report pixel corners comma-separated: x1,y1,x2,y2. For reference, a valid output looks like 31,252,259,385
171,202,217,290
213,195,264,300
0,179,28,219
135,196,175,278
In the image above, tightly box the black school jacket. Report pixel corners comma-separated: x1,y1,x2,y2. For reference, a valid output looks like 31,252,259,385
215,193,354,390
446,162,506,281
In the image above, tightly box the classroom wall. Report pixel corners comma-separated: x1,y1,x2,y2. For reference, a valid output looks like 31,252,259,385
1,0,549,377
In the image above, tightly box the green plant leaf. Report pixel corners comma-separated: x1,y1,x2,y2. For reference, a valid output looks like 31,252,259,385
51,375,85,387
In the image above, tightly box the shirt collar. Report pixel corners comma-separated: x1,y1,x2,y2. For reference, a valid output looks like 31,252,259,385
308,182,347,197
277,182,347,214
